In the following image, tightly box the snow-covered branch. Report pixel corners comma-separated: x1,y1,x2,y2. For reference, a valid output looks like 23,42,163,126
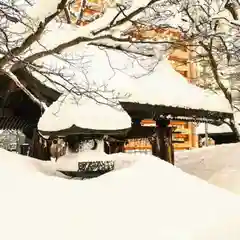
2,68,47,110
0,0,69,67
1,0,240,138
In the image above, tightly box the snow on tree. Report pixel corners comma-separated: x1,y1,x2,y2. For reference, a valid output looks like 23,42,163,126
0,0,172,108
135,0,240,140
1,0,240,138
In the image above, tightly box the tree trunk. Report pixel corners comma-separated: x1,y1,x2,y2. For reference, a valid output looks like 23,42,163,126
229,118,240,142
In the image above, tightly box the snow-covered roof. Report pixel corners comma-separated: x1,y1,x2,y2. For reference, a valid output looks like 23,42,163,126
31,45,154,93
37,92,131,136
32,46,233,120
119,60,232,115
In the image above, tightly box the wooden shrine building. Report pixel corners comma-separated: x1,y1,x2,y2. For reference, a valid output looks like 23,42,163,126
0,55,233,165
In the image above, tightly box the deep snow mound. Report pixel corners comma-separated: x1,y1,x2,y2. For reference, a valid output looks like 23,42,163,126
1,148,240,239
176,143,240,193
0,148,68,178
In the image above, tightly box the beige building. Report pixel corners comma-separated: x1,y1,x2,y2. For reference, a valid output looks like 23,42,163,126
67,1,199,150
123,26,199,151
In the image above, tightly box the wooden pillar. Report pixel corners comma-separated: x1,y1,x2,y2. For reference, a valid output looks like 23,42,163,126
168,126,175,165
104,136,125,154
104,141,110,154
155,119,174,165
29,129,51,160
20,144,30,156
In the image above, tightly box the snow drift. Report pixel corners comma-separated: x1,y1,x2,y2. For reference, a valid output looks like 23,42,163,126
1,148,240,239
176,143,240,194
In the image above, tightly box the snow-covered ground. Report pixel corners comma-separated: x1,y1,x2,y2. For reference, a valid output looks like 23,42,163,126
1,147,240,239
176,143,240,194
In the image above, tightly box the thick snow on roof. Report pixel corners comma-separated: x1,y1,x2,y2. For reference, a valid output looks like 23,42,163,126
37,92,131,134
31,45,151,92
33,46,232,115
176,143,240,195
2,148,240,239
120,60,232,114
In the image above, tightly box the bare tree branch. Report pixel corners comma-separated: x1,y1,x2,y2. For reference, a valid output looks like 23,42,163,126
0,0,68,67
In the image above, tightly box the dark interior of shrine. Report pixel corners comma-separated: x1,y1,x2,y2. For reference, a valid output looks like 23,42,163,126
199,132,239,145
0,69,59,139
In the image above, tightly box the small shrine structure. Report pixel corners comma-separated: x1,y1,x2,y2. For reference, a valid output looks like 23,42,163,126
0,46,233,165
